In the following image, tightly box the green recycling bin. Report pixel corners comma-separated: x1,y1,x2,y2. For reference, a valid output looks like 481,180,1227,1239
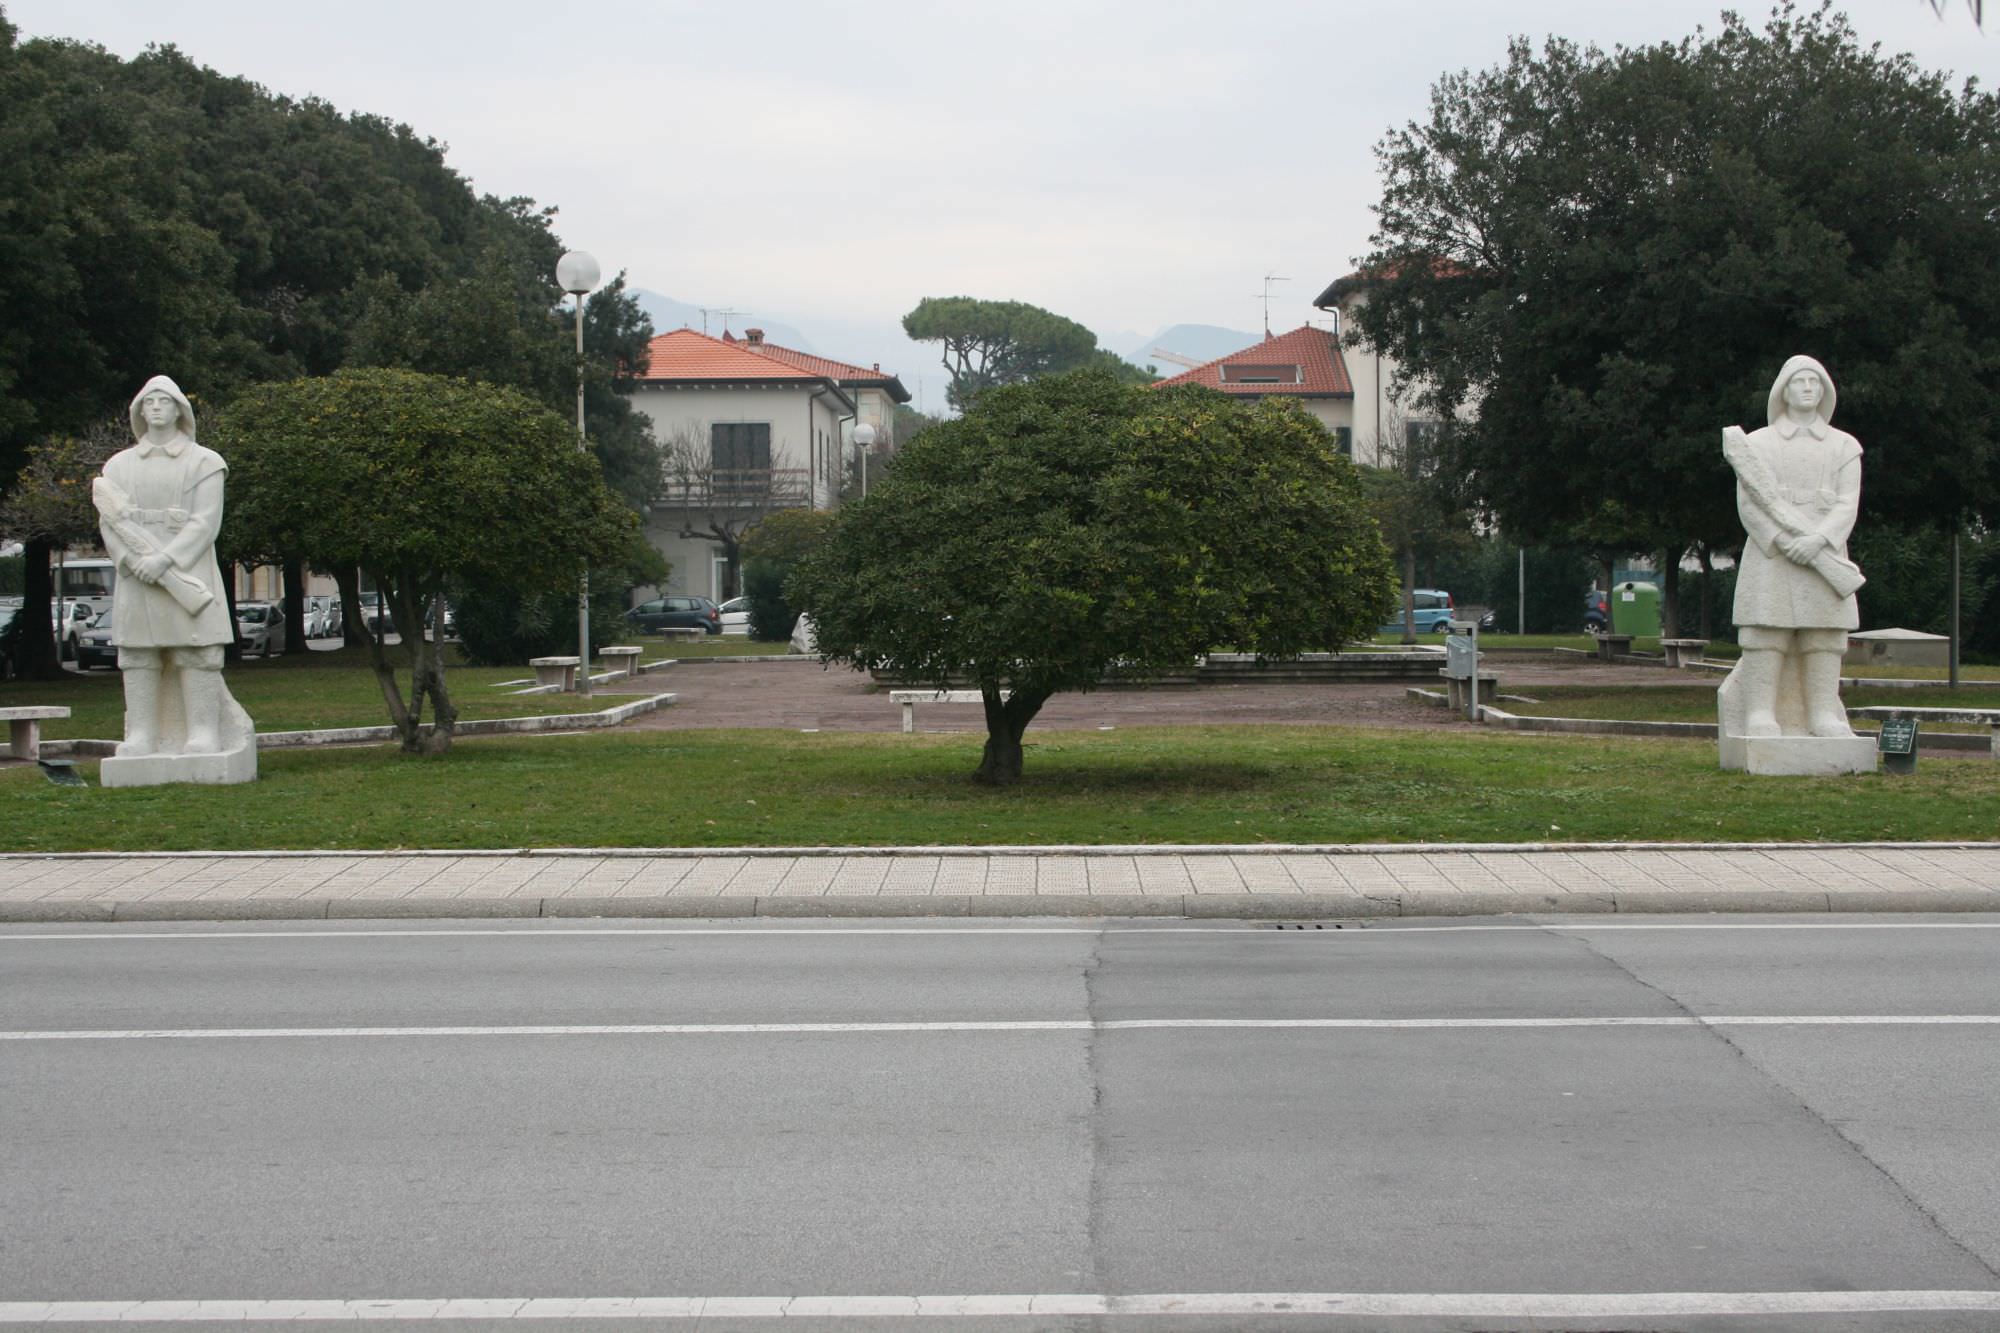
1609,580,1660,637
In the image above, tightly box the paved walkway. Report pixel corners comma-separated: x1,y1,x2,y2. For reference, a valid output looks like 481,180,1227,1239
1,843,1994,921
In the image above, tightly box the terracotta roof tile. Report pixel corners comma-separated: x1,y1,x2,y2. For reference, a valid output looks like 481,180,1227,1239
741,339,912,403
1149,325,1352,397
634,329,826,382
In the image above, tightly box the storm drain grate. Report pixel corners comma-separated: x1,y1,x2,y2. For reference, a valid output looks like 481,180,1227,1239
1265,921,1366,930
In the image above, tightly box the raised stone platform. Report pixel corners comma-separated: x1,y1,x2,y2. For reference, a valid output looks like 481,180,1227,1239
100,737,256,787
1718,732,1877,777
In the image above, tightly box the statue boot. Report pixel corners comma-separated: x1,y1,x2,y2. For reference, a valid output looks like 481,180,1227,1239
1735,649,1784,737
180,664,224,755
1803,650,1853,737
118,667,161,757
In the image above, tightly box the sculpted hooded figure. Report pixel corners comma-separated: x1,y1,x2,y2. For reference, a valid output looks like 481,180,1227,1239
94,376,246,761
1720,355,1864,742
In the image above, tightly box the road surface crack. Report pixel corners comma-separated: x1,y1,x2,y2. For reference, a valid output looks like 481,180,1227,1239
1545,921,2000,1284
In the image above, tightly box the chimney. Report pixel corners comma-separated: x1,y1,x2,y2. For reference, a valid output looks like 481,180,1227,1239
872,362,880,371
745,328,764,345
721,330,735,343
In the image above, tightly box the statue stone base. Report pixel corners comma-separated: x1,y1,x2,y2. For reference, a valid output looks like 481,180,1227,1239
1716,655,1874,775
1719,732,1876,777
101,686,257,788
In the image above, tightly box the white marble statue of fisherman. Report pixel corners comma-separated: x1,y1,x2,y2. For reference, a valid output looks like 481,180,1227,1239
94,376,254,780
1718,355,1867,761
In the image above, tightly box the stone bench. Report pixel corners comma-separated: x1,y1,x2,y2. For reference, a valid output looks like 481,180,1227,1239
1849,705,2000,759
654,626,706,643
0,706,71,763
1437,671,1499,712
890,688,1007,733
596,645,644,678
528,656,580,691
1595,633,1635,660
1660,638,1709,669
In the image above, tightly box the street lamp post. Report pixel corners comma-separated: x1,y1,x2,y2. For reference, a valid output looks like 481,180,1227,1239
556,250,600,696
852,422,877,498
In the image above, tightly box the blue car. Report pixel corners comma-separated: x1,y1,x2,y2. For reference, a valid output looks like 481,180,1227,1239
1380,589,1457,634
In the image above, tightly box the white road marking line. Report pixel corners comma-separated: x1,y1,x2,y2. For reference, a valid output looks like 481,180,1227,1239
3,1015,1996,1042
0,1290,1997,1321
4,920,2000,943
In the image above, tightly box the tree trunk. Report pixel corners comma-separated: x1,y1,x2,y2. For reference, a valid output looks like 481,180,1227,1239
397,577,454,755
1697,546,1715,639
15,539,65,680
339,567,421,752
973,683,1049,786
282,558,309,655
1400,548,1419,644
1659,548,1682,640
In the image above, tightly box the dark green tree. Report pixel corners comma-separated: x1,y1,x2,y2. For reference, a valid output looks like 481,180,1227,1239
742,508,835,641
791,371,1395,784
901,297,1102,411
0,23,629,665
213,369,637,754
1349,4,2000,566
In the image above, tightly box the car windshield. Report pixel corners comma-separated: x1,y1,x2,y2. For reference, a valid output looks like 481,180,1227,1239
90,609,114,628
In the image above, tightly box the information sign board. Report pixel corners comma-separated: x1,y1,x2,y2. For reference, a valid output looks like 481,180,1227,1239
1878,718,1919,774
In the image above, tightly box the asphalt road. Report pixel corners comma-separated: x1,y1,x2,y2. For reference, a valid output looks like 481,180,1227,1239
3,916,1999,1330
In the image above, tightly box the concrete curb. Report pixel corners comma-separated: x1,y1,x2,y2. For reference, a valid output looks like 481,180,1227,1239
5,838,1997,862
4,888,1996,924
37,693,678,759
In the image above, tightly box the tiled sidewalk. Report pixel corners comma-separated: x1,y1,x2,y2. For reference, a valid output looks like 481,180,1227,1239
0,844,1995,920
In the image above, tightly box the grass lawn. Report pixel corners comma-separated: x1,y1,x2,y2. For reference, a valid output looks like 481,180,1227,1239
0,645,622,740
3,724,1997,853
1502,683,2000,727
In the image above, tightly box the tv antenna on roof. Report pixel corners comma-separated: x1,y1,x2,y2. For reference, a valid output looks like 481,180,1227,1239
1254,273,1290,337
699,306,743,336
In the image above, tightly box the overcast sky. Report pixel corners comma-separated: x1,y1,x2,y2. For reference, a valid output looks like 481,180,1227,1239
10,1,1995,398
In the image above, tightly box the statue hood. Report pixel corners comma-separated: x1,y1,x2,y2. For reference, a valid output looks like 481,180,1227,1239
1766,355,1836,429
128,375,197,443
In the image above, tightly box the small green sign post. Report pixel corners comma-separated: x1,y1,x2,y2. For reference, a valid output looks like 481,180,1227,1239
1878,718,1920,775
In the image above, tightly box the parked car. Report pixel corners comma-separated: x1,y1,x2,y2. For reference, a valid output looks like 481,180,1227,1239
74,607,118,670
625,595,722,636
235,600,286,656
305,594,342,640
1378,589,1457,634
1584,589,1609,635
717,596,751,636
53,599,95,660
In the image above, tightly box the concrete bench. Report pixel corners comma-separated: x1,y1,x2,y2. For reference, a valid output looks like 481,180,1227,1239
1849,705,2000,759
0,706,71,763
1437,671,1499,712
1595,633,1635,661
529,656,580,691
653,626,707,643
1660,638,1709,669
890,688,1007,733
596,645,644,678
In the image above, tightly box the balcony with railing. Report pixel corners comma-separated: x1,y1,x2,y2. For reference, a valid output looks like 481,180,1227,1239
658,466,812,506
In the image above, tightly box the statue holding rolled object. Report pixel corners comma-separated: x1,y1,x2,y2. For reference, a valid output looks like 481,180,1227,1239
1717,355,1870,770
93,375,255,781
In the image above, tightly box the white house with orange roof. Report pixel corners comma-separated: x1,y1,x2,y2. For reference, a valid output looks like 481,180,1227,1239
1147,325,1368,462
729,327,911,462
627,327,908,603
1311,269,1466,463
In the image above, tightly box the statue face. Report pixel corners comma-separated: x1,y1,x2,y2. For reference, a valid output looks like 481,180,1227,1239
1783,371,1822,414
140,391,179,430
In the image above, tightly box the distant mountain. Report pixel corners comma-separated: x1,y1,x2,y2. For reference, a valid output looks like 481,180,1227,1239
629,289,816,353
1120,323,1261,371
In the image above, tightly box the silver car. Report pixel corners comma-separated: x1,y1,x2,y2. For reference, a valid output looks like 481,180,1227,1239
235,601,286,656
